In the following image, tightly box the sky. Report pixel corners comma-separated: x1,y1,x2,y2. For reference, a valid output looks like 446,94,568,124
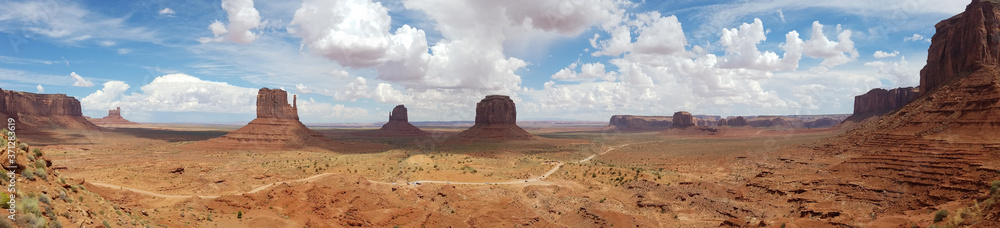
0,0,968,123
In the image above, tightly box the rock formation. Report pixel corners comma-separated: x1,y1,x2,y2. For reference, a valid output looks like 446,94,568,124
204,88,333,148
717,118,728,126
746,116,804,129
376,105,428,137
671,111,694,128
454,95,532,141
803,117,838,129
728,116,748,127
608,115,672,131
0,88,98,132
919,0,1000,95
845,87,919,122
88,107,137,125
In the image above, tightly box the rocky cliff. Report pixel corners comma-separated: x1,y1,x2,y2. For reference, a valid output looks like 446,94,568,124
89,107,137,125
746,116,804,129
608,115,672,131
845,87,919,122
0,88,98,132
454,95,532,141
671,111,694,128
205,88,333,149
377,105,428,137
920,0,1000,95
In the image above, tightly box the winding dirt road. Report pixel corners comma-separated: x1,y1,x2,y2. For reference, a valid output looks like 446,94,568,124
88,143,638,198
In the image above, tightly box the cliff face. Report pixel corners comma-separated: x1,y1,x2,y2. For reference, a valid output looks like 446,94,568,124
671,111,694,128
89,107,137,125
846,87,919,122
256,88,298,120
0,88,97,131
920,0,1000,94
608,115,672,131
454,95,532,141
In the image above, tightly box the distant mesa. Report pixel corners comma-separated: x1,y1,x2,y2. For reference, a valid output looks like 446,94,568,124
203,88,333,148
0,88,98,132
608,115,672,131
88,107,137,125
804,117,839,129
671,111,695,128
376,105,428,137
746,116,803,129
844,87,919,122
724,116,748,127
453,95,532,141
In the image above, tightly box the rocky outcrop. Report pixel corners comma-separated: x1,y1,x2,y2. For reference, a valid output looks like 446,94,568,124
920,0,1000,95
88,107,137,125
718,118,728,126
845,87,919,122
671,111,694,128
257,88,298,120
377,105,428,137
727,116,748,127
204,88,333,149
0,88,98,132
746,116,804,129
608,115,672,131
454,95,532,141
804,118,838,129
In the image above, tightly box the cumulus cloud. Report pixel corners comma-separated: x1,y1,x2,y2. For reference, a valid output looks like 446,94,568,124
552,62,617,81
117,48,131,54
80,80,130,110
159,8,175,16
333,77,371,102
718,18,801,71
295,83,312,94
904,33,930,42
35,84,43,93
297,97,370,122
873,50,899,58
864,56,920,87
800,22,858,69
199,0,260,44
70,72,94,87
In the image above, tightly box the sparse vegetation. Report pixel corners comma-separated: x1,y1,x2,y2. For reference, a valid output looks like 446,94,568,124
933,209,949,223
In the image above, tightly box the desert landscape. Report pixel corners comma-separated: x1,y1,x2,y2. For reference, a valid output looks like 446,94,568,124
2,0,1000,227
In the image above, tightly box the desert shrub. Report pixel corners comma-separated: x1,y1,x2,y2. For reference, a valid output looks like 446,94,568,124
31,148,41,158
35,169,46,181
19,196,40,216
38,194,51,205
990,180,1000,196
0,194,8,209
933,209,949,223
34,160,44,169
103,220,112,228
13,214,37,228
237,211,243,219
22,169,34,181
0,219,10,228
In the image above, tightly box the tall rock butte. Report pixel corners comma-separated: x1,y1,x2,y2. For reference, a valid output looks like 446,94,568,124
376,105,428,137
454,95,532,140
845,87,919,122
88,107,137,125
0,88,97,132
671,111,694,128
920,0,1000,95
205,88,333,148
608,115,672,131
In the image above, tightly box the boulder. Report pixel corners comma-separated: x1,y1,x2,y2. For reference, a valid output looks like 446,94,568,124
454,95,532,141
920,0,1000,95
671,111,694,128
608,115,672,131
0,88,98,132
845,87,919,122
377,105,428,137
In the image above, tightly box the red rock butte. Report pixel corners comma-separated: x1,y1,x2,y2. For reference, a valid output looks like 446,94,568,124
89,107,137,125
844,87,919,122
0,88,97,132
204,88,332,148
454,95,532,141
608,115,672,131
671,111,694,128
376,105,428,137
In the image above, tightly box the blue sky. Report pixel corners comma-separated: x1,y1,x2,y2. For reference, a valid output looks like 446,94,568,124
0,0,967,123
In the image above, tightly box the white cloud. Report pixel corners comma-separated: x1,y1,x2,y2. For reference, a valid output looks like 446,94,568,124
333,77,371,102
159,8,176,16
717,18,801,71
80,81,130,111
297,98,370,122
777,9,785,23
117,48,132,55
99,41,116,47
295,83,312,94
800,21,858,69
0,1,158,44
35,84,43,93
551,62,617,81
373,83,412,104
873,50,899,58
70,72,94,87
864,56,920,87
199,0,261,44
904,33,930,42
86,74,257,113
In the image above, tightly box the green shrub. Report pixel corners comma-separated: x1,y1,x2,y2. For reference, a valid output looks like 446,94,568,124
103,220,112,228
34,160,45,169
38,194,51,205
22,169,34,181
0,194,8,209
31,149,41,158
933,209,949,223
237,211,243,219
18,196,40,216
35,169,46,181
990,180,1000,196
